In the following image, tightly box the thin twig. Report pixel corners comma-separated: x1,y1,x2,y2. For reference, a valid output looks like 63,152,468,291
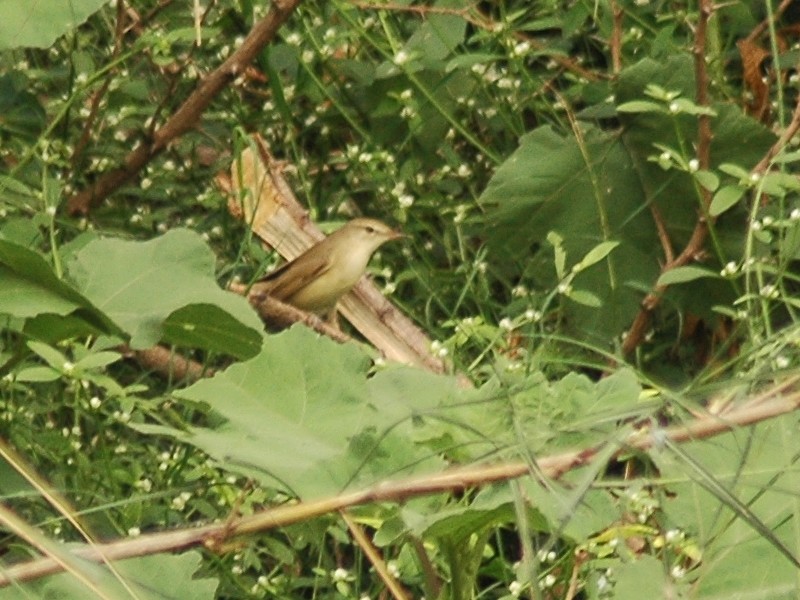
621,0,715,355
67,0,303,215
610,0,623,74
341,510,411,600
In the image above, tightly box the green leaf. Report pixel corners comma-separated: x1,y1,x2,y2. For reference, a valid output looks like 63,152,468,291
0,240,112,330
26,340,68,370
15,366,61,382
613,556,670,599
0,0,111,50
0,552,218,599
615,100,665,114
573,241,620,272
656,265,719,286
718,162,751,180
0,73,46,139
73,350,122,371
547,231,567,280
709,185,746,216
136,326,448,499
693,169,719,192
67,229,264,350
652,414,800,597
670,97,717,116
163,304,263,360
567,288,602,307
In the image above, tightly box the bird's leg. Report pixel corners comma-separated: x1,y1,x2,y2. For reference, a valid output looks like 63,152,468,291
326,306,341,330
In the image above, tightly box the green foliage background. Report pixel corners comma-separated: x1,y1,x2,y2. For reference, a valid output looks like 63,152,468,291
1,0,800,598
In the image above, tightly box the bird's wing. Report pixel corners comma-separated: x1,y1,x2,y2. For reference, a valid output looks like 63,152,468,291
255,252,332,301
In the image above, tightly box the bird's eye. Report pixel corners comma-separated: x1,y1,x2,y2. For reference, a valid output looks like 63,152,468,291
365,226,375,233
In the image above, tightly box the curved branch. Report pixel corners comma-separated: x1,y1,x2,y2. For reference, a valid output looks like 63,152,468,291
67,0,303,215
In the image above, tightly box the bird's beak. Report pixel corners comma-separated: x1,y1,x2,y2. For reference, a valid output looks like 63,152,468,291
388,229,406,241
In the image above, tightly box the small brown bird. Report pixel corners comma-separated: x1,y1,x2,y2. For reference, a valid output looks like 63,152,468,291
251,218,403,316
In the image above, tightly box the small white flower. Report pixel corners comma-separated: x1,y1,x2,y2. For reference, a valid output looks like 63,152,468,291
332,568,349,582
128,527,141,537
398,194,414,208
776,355,790,369
512,285,528,297
508,580,523,597
525,309,542,322
387,561,400,578
499,318,514,330
688,158,699,172
393,50,409,65
720,261,738,277
512,41,530,56
749,172,761,183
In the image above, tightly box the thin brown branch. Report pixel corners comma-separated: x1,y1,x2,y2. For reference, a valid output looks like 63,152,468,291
621,0,715,355
650,202,674,265
609,0,623,74
744,0,795,43
753,93,800,174
3,378,799,587
123,344,213,382
228,281,354,343
341,510,411,600
67,0,303,215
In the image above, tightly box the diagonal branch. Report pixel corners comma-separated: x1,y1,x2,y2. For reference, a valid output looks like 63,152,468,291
67,0,303,215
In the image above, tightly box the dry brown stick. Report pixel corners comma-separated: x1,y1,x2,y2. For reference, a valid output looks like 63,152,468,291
123,344,212,382
67,0,303,215
752,91,800,174
3,380,799,587
609,0,623,74
744,0,795,43
229,281,354,343
341,510,411,600
621,0,715,355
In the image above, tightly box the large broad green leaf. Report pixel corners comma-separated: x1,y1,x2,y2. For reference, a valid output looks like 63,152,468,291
651,413,800,598
476,55,774,342
66,229,263,356
136,326,450,499
476,124,658,341
0,240,117,339
0,552,218,599
0,0,110,50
